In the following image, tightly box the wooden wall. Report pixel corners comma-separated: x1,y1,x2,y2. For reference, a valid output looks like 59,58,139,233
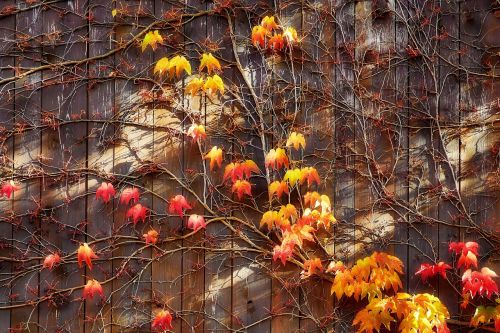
0,0,498,332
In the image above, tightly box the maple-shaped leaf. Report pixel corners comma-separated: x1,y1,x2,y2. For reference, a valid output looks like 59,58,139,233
273,244,293,266
462,267,499,299
120,187,140,205
291,223,315,247
167,55,191,78
232,180,252,200
199,53,221,74
261,16,278,31
152,310,173,331
141,30,163,52
449,241,479,269
279,204,298,220
252,25,267,47
286,132,306,150
223,160,260,182
187,124,206,141
127,203,147,225
260,210,280,230
143,229,159,245
415,262,452,282
185,77,205,96
77,243,98,270
168,194,192,218
187,214,207,231
283,27,298,45
203,74,224,95
153,57,169,75
265,148,289,170
301,167,320,187
83,279,104,300
268,180,289,200
301,258,324,279
95,182,115,203
284,168,303,187
42,253,61,270
1,180,19,199
241,160,260,177
204,146,223,170
470,305,500,329
268,33,284,50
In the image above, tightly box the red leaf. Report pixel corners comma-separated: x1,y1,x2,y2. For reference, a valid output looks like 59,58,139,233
415,262,452,282
42,253,61,270
168,195,191,218
120,187,140,205
187,214,206,231
83,279,104,300
95,182,115,203
77,243,98,270
126,203,147,225
449,241,479,269
462,267,499,299
152,310,173,331
0,180,19,199
273,244,293,266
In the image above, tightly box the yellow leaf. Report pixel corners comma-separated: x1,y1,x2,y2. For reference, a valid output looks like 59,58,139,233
261,16,278,31
153,57,169,75
199,53,221,74
112,9,117,17
283,27,298,45
204,74,224,95
204,146,223,171
168,55,191,78
286,131,306,150
141,30,163,52
283,168,302,187
185,77,204,96
268,180,288,200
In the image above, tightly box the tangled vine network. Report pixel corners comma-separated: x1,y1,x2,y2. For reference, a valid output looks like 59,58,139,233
0,0,499,332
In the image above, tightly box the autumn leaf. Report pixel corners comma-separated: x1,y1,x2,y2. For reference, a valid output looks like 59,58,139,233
126,203,148,225
143,229,159,245
449,241,479,269
260,210,280,230
283,27,298,45
204,146,223,170
252,25,267,47
111,9,117,17
291,223,315,247
187,123,206,141
120,187,140,205
279,204,298,220
470,305,500,329
462,267,499,299
415,262,452,282
168,55,191,78
187,214,207,231
326,260,345,273
42,253,61,270
261,16,278,31
284,168,303,187
199,53,221,74
141,30,163,52
268,33,284,50
268,180,289,200
77,243,98,270
232,180,252,200
203,74,224,95
95,182,115,203
152,310,173,331
153,57,170,75
185,77,204,96
168,195,192,218
0,180,19,199
286,131,306,150
265,148,289,170
83,279,104,300
273,244,293,266
301,167,320,186
301,258,324,279
223,160,259,182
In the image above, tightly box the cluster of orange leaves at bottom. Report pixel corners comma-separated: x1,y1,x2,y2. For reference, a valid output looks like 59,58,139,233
251,16,299,51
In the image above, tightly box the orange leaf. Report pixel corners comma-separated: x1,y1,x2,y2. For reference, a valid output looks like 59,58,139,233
83,279,104,300
268,180,289,200
252,25,267,47
265,148,289,170
199,53,221,74
168,194,192,218
261,16,278,31
77,243,98,270
204,146,223,170
268,33,284,50
187,124,206,141
232,180,252,200
185,77,205,96
301,258,324,279
42,253,61,270
260,210,280,230
152,310,173,331
143,229,159,245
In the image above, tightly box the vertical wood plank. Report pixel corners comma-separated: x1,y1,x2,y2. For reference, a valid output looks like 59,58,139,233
39,0,88,330
0,0,16,329
86,0,116,331
10,1,42,331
